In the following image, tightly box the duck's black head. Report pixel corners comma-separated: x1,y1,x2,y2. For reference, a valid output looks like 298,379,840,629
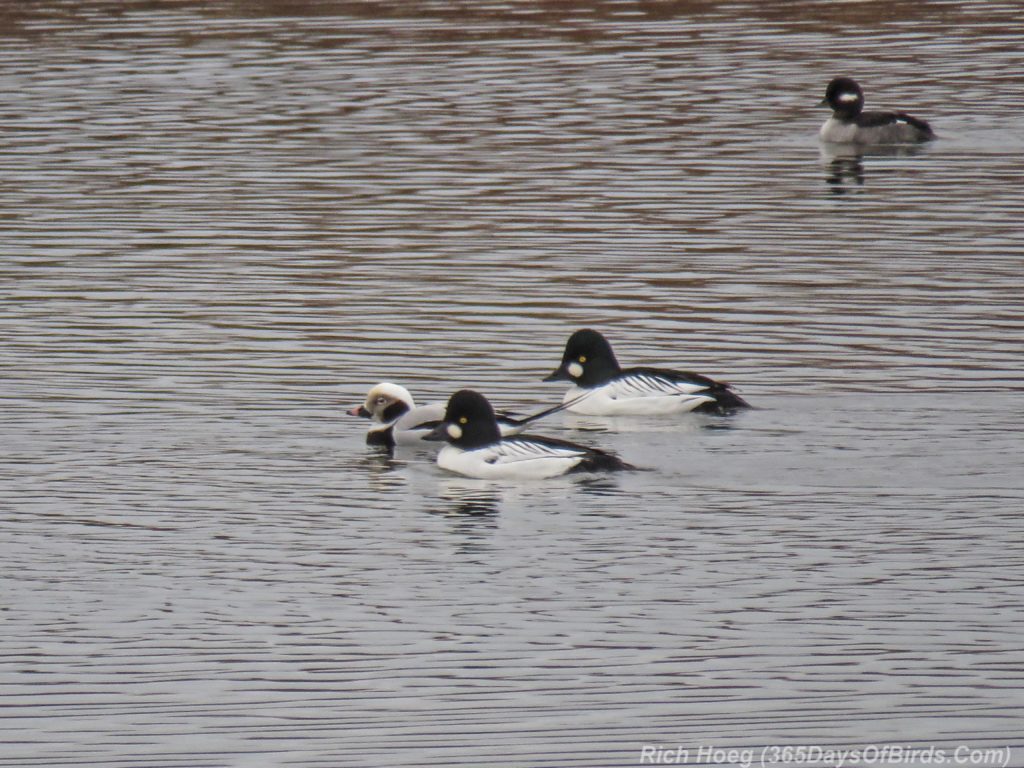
424,389,501,449
543,328,621,387
822,77,864,119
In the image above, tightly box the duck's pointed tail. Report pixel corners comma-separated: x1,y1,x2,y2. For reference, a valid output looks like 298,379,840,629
497,393,588,434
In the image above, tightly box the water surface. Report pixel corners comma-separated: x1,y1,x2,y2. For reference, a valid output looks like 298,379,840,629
1,2,1023,766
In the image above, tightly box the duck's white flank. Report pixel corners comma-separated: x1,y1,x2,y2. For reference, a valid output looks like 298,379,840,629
561,373,716,416
437,439,594,480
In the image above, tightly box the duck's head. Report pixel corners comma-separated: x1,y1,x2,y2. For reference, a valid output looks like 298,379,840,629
543,328,621,387
348,382,414,424
424,389,501,449
821,77,864,118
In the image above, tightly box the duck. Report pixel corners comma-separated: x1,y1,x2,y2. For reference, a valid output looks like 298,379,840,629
349,382,570,449
819,76,934,145
543,329,749,416
423,389,633,479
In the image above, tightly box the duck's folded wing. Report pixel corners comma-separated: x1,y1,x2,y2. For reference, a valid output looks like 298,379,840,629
493,436,630,473
492,437,589,464
610,369,713,398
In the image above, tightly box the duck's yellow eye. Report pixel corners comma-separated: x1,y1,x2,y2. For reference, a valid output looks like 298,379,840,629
459,416,468,424
578,355,587,363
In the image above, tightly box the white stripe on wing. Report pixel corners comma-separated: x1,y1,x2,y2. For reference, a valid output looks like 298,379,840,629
495,438,587,463
609,372,708,398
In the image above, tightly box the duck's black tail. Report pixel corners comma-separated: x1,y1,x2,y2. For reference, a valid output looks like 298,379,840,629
694,383,751,415
575,451,635,473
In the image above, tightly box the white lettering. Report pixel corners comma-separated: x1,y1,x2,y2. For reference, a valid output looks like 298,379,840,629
639,745,688,765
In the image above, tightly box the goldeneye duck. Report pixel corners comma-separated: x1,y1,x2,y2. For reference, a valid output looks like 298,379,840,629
819,76,934,145
424,389,632,479
543,329,749,416
349,382,570,449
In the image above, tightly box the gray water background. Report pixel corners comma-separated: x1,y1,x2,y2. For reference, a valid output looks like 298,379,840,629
1,2,1023,766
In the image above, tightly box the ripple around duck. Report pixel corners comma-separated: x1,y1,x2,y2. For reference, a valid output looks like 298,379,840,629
2,1,1024,767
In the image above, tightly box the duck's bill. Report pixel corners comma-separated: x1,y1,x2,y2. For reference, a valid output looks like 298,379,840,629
348,405,372,418
542,367,569,382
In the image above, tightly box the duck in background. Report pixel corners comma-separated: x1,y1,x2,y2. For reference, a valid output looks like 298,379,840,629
543,329,749,416
819,76,935,145
349,382,572,449
424,389,633,479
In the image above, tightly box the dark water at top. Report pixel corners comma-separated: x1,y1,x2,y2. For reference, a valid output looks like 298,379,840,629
1,2,1022,766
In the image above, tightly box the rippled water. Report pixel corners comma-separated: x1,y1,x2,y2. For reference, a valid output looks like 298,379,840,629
2,2,1023,766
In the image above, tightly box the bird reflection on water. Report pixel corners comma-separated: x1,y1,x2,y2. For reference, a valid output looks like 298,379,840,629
820,142,931,194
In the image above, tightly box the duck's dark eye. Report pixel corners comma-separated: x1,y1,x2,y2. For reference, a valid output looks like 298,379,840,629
376,396,387,405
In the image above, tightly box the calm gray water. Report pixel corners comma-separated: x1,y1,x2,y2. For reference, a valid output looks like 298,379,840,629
2,2,1023,767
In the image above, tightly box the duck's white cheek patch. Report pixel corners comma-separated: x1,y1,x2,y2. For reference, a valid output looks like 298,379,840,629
838,92,859,103
567,362,584,378
447,423,463,440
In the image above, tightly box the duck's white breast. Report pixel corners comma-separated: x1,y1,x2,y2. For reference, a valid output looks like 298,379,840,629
820,117,860,144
